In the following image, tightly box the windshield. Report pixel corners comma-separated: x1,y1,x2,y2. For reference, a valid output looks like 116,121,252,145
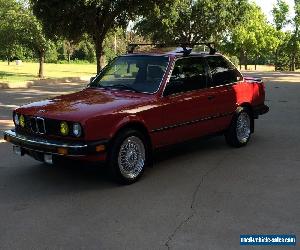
90,55,169,93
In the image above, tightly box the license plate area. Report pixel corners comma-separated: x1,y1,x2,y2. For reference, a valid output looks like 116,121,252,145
44,154,53,164
13,146,24,156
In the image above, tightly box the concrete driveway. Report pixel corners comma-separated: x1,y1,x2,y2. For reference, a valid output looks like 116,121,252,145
0,72,299,249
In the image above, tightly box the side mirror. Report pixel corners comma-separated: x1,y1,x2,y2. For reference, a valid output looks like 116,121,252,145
90,76,95,83
87,76,96,87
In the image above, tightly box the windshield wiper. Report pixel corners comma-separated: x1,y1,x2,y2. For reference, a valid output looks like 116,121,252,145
104,84,139,93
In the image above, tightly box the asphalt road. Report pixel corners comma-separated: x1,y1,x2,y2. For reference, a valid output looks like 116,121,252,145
0,72,299,249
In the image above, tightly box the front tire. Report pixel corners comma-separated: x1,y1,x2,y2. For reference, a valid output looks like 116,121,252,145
225,107,253,147
108,129,149,184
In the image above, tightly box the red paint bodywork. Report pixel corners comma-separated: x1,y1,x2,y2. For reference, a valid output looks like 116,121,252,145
14,54,266,161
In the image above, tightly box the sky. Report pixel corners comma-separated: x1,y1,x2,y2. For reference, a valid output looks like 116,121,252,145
253,0,295,23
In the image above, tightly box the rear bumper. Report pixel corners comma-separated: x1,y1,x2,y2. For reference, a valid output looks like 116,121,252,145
253,104,269,118
3,130,108,159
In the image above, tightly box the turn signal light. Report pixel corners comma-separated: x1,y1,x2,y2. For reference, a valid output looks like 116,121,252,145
57,148,68,155
95,145,105,152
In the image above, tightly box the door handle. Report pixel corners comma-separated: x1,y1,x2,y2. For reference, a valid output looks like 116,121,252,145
207,95,215,100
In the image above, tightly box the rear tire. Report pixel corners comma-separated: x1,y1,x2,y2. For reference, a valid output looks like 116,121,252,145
225,107,253,147
107,129,149,184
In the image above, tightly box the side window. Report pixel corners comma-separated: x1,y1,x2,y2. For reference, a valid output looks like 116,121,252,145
164,57,207,96
207,56,242,87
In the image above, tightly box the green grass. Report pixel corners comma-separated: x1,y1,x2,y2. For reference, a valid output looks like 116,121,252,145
0,61,289,86
0,61,96,84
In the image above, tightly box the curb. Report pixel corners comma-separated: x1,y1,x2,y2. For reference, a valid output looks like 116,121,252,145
0,76,91,89
0,81,34,89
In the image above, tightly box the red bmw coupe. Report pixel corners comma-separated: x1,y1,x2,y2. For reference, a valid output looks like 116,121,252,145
4,44,269,184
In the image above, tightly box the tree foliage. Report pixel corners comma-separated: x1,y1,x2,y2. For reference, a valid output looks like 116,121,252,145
272,0,290,30
272,0,290,69
0,0,48,77
135,0,248,43
224,3,279,69
30,0,166,73
0,0,25,64
289,0,300,70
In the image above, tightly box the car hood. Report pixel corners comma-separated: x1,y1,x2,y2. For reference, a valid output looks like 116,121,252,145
16,88,153,122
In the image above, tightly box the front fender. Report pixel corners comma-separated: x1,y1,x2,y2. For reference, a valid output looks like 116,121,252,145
84,114,149,141
110,115,150,138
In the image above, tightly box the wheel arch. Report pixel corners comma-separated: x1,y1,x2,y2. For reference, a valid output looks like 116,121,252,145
110,120,153,151
238,102,254,133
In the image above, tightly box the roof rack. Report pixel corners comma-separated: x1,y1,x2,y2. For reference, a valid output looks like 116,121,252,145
127,42,217,56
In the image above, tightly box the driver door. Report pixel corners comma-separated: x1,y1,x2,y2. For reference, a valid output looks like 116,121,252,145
152,57,219,147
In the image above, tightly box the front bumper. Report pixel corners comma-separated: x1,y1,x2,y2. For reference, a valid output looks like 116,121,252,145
253,104,269,118
3,130,108,157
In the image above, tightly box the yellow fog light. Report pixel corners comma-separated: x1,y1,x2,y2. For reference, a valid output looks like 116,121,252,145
60,121,69,136
19,115,25,128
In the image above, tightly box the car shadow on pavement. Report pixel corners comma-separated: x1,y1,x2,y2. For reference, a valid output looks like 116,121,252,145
0,135,228,199
153,134,227,165
0,145,117,199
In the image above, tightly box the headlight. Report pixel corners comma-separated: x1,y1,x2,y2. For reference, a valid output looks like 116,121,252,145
72,123,82,137
14,113,19,126
60,121,69,136
19,115,25,128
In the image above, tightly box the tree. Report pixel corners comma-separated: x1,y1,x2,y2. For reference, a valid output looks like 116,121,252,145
275,32,294,70
0,0,49,77
134,0,248,43
103,28,128,63
290,0,300,70
30,0,166,73
18,10,49,77
72,36,96,63
64,40,77,63
225,3,279,70
272,0,290,30
272,0,290,70
0,0,24,64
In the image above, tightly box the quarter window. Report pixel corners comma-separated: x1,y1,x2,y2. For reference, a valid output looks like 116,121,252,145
207,56,242,87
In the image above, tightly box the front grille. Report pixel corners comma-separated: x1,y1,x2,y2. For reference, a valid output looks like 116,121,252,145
17,115,56,136
30,117,46,134
30,117,36,132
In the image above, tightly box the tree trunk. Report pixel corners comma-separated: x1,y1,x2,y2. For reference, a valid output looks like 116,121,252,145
95,38,105,74
239,51,243,70
244,52,248,70
290,27,298,72
290,54,296,71
114,33,117,54
68,53,71,63
290,44,296,71
290,40,297,71
275,48,279,71
7,55,11,65
38,49,45,78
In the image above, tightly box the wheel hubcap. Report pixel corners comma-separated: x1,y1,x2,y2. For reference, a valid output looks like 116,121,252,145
236,112,251,143
118,136,145,179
